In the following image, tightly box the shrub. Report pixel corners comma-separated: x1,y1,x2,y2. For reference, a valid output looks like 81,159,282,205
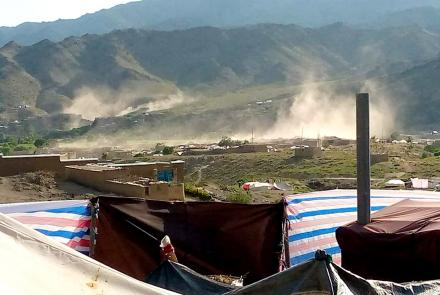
185,184,212,201
218,136,245,147
13,144,34,152
226,190,252,204
0,145,11,155
421,151,430,159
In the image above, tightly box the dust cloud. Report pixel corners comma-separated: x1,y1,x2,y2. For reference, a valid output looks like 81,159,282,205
117,91,190,116
261,82,397,140
64,85,191,120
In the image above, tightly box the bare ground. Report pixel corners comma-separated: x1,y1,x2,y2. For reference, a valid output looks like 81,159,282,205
0,171,99,204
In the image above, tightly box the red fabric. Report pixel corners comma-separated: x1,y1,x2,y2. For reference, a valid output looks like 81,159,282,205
336,199,440,282
162,244,174,254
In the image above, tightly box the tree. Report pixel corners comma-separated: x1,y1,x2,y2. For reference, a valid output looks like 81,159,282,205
34,138,47,148
162,146,174,155
390,131,400,141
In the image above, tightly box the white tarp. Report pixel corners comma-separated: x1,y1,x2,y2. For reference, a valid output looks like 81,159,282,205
0,213,179,295
242,182,273,191
385,179,405,187
411,178,429,189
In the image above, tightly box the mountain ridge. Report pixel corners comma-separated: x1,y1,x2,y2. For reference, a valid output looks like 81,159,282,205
2,0,440,46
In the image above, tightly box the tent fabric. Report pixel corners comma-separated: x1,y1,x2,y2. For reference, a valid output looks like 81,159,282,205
337,199,440,282
146,261,236,295
0,199,92,254
91,196,286,284
0,212,178,295
225,252,440,295
411,178,429,189
284,189,440,266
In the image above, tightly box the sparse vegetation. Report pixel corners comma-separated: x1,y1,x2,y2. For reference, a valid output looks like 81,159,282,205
184,183,212,201
226,188,252,204
218,136,249,147
0,136,43,155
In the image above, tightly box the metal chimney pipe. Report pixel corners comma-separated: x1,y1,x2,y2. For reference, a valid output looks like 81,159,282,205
356,93,371,225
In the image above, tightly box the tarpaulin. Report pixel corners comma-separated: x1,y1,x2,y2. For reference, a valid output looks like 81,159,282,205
225,251,440,295
91,196,286,283
337,199,440,282
285,189,440,266
0,199,92,254
146,261,236,295
0,212,178,295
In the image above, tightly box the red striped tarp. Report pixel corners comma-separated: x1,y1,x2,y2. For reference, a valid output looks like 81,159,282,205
0,200,91,255
285,189,440,266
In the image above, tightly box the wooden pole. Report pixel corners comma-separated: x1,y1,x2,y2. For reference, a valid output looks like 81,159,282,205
356,93,371,225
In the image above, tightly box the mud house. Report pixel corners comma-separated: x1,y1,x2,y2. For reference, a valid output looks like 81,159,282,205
228,144,269,153
292,146,323,158
65,161,185,201
322,137,353,147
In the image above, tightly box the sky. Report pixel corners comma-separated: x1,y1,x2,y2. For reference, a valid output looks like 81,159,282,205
0,0,139,27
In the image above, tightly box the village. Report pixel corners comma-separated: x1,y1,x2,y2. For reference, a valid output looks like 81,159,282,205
3,0,440,292
3,110,440,293
2,130,440,207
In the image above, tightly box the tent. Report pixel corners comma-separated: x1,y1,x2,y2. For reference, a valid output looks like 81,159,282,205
241,182,272,191
91,196,286,284
411,178,429,189
224,251,440,295
146,261,236,295
337,199,440,282
384,179,405,188
0,212,178,295
284,189,440,266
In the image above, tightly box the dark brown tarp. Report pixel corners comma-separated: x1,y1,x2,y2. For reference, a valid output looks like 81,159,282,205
91,196,286,283
336,199,440,282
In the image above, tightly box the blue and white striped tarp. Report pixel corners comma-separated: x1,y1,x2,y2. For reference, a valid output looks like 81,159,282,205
285,189,440,266
0,200,91,255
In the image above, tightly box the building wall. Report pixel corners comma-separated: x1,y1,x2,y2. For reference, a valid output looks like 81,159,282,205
230,145,268,154
111,161,185,183
147,182,185,201
171,161,185,183
0,155,60,177
371,153,389,165
0,154,98,177
65,166,129,191
65,164,185,201
105,180,146,198
293,147,323,158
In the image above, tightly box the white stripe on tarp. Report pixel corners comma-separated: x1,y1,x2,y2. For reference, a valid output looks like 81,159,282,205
290,242,340,258
25,224,90,233
51,235,90,244
8,212,91,220
0,200,89,214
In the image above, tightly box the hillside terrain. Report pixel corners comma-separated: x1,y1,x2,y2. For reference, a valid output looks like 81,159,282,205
1,23,440,140
1,0,440,46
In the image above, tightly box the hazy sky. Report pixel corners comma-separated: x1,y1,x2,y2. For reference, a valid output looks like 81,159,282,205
0,0,138,27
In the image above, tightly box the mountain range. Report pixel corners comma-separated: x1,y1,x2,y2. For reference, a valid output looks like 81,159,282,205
1,22,440,137
1,0,440,46
2,23,440,110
